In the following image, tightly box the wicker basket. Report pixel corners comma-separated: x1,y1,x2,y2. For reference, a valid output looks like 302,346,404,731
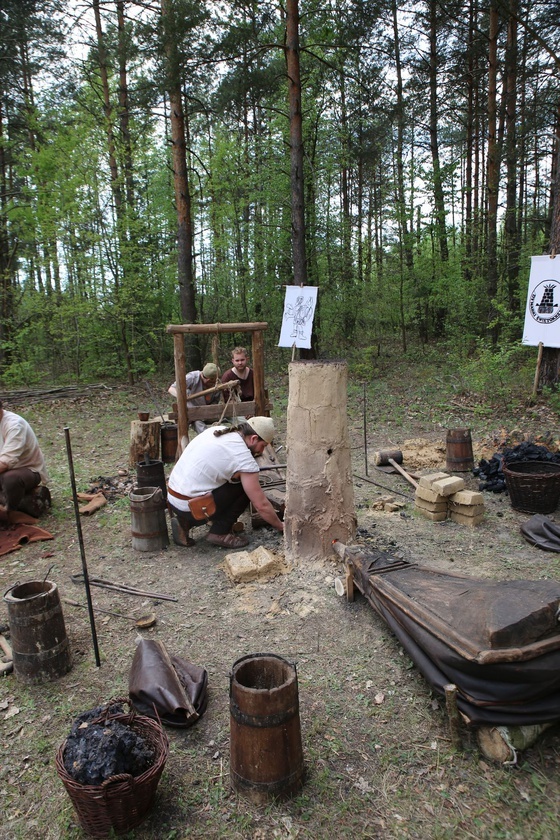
56,702,169,838
503,460,560,514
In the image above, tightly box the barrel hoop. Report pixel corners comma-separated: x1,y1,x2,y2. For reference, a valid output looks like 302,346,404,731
13,638,70,661
230,699,299,728
8,605,63,626
230,766,303,793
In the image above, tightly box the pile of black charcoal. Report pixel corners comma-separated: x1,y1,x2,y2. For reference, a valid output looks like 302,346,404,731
63,703,155,785
474,442,560,494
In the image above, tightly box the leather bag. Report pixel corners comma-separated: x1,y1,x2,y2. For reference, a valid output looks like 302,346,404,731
188,493,216,521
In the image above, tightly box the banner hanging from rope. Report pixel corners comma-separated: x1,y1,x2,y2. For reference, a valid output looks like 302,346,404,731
522,255,560,347
278,286,318,349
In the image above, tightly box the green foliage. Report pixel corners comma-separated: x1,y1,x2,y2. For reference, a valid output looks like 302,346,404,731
456,339,535,408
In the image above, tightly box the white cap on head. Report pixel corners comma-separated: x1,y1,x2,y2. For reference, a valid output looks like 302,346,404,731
246,416,275,444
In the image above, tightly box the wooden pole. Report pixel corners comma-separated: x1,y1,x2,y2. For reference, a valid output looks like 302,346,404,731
444,683,462,749
167,322,268,334
252,329,266,415
173,333,189,454
532,341,544,401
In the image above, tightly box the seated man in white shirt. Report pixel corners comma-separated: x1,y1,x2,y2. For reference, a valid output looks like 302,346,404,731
0,401,50,517
167,416,284,549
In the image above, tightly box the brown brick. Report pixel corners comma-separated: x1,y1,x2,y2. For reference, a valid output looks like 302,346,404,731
415,486,447,504
415,507,448,522
415,497,448,513
418,472,449,490
449,489,484,506
448,502,485,518
431,476,466,496
449,511,485,526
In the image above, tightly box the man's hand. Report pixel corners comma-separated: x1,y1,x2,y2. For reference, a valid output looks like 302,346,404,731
240,472,284,532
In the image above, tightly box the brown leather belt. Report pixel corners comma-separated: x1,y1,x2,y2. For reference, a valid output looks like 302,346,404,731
168,487,197,502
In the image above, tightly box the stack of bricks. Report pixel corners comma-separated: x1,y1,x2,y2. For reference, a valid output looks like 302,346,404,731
414,473,484,526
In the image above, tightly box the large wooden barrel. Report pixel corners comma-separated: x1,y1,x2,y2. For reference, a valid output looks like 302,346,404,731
230,653,304,803
446,428,474,472
129,486,169,552
4,580,72,683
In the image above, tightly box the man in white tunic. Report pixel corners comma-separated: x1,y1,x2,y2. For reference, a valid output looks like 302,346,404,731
167,417,284,548
0,401,49,515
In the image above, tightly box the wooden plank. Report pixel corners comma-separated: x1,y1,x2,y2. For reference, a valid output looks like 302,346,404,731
167,322,268,334
173,333,189,455
252,329,266,415
187,402,257,421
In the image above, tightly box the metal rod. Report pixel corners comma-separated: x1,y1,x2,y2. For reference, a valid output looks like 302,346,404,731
64,427,101,668
363,382,368,476
143,379,166,421
353,473,413,500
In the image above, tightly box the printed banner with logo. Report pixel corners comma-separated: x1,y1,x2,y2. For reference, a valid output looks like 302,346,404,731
522,255,560,348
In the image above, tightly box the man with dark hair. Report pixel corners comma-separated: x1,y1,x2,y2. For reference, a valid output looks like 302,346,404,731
167,416,284,548
221,347,254,402
0,401,50,516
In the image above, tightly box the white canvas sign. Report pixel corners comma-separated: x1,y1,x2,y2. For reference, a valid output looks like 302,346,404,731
522,255,560,348
278,286,318,349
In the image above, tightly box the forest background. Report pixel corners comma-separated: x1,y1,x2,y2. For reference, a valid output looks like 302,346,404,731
1,0,560,390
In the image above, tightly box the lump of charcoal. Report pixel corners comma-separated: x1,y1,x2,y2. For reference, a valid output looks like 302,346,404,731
67,703,124,738
64,715,154,785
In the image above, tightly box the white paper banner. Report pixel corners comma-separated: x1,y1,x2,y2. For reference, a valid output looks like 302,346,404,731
278,286,318,349
522,255,560,348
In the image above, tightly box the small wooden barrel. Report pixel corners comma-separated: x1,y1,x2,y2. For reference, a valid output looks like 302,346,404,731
129,486,169,552
136,458,167,501
446,429,474,472
230,653,304,803
161,424,178,464
4,580,72,683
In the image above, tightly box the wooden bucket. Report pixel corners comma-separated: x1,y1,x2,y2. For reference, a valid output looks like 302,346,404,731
161,424,178,463
230,653,304,803
4,580,72,683
446,428,474,472
129,486,169,552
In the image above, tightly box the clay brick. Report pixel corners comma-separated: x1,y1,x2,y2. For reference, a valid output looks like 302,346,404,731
448,502,485,518
431,476,466,496
449,511,484,527
415,486,447,504
418,472,449,490
415,507,448,522
414,497,448,513
449,489,484,506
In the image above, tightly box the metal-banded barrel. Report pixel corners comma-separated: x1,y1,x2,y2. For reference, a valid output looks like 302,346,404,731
136,458,167,501
229,653,304,802
4,580,72,683
161,424,178,464
446,428,474,472
129,486,169,552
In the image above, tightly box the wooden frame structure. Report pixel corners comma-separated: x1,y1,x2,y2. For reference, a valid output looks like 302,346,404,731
166,322,269,452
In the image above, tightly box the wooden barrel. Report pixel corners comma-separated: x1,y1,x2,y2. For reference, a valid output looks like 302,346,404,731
230,653,304,803
4,580,72,683
129,486,169,552
446,428,474,472
161,424,178,464
136,458,167,501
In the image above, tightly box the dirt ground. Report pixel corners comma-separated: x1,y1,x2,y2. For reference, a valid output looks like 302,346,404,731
1,374,560,840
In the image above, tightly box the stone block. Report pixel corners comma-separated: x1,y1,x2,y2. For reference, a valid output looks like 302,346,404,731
431,476,466,496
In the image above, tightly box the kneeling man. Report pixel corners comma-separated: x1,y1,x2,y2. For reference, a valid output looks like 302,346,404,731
167,417,284,548
0,401,49,516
